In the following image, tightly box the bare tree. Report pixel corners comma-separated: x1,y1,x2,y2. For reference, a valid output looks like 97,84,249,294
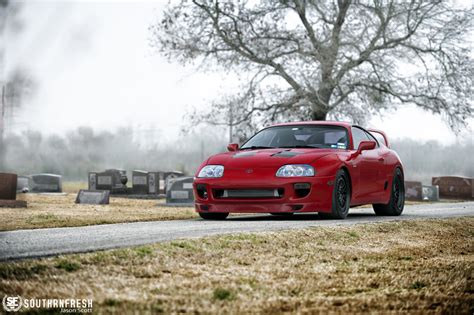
151,0,473,137
0,1,30,169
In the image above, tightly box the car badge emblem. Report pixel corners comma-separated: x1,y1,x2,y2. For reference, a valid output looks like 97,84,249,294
245,169,254,174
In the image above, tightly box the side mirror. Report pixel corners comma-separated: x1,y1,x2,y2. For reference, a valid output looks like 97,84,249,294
227,143,239,152
357,140,376,153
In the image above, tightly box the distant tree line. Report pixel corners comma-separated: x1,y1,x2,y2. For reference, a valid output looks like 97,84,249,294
391,139,473,184
2,127,228,180
1,126,472,184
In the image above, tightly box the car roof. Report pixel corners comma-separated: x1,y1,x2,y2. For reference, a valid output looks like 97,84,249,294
270,121,353,128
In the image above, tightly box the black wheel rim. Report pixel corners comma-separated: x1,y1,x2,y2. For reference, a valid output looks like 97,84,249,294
336,176,349,209
393,177,404,210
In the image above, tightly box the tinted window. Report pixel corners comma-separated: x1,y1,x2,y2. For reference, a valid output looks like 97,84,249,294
369,131,386,146
241,125,349,149
351,127,369,149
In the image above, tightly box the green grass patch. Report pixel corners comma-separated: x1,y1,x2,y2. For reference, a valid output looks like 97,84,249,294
399,256,413,261
26,213,60,225
213,288,235,301
103,298,122,307
0,263,49,280
55,259,81,272
134,246,154,258
410,281,427,290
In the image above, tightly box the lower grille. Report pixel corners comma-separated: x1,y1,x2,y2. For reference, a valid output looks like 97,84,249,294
213,188,284,199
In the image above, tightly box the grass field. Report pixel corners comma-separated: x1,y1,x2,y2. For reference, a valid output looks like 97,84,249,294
0,193,197,231
0,182,197,231
0,218,472,313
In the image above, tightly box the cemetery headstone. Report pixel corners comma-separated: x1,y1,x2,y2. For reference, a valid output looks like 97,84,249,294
30,174,63,193
147,172,161,195
132,170,149,194
0,173,27,208
88,172,97,190
94,169,127,193
404,181,423,201
432,176,474,200
164,171,185,193
75,190,110,205
158,172,166,194
17,176,30,193
166,177,195,205
0,173,17,200
422,185,439,201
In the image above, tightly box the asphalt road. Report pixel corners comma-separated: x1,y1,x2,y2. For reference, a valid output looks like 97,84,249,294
0,202,472,261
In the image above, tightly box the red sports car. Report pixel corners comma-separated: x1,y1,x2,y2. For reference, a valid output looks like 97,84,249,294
193,121,405,220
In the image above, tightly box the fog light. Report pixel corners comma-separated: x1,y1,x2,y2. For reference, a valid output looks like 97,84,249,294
294,183,311,198
196,184,208,199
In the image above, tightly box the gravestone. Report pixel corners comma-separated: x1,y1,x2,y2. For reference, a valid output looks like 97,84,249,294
164,171,185,193
30,174,63,193
432,176,474,200
0,173,17,200
404,181,422,201
132,170,149,194
93,169,127,192
0,173,27,208
422,185,439,201
75,190,110,205
165,177,194,205
147,172,161,195
17,176,30,193
88,172,98,190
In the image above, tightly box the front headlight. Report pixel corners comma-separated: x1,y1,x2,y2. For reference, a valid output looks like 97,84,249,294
276,164,315,177
198,165,224,178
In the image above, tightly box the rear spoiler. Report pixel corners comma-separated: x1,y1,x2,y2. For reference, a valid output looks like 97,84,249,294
367,128,390,148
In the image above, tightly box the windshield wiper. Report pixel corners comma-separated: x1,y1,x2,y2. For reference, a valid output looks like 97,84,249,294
240,146,276,150
279,145,318,149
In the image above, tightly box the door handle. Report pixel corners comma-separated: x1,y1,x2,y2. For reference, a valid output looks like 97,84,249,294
378,157,385,162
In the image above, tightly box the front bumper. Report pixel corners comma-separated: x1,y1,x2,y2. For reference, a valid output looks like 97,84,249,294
193,174,335,214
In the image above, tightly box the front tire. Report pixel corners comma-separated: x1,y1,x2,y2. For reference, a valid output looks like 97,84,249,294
373,168,405,216
319,169,351,219
199,212,229,220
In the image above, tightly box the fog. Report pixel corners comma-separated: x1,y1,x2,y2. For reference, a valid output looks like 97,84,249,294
2,127,472,184
2,1,472,143
1,1,473,182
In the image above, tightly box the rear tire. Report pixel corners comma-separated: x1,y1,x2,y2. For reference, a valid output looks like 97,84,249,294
319,169,351,220
199,212,229,220
373,168,405,216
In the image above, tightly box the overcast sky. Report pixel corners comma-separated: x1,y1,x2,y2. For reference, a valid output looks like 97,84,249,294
5,0,473,144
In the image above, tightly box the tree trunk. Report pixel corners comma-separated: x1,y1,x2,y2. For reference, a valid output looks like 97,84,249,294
310,99,329,121
311,110,327,121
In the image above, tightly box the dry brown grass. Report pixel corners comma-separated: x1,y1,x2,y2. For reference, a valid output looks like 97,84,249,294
1,193,197,231
0,218,472,314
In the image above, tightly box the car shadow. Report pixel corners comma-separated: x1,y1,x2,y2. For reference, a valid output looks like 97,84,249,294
225,212,376,221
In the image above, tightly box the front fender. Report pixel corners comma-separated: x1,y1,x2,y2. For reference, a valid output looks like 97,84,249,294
313,153,350,178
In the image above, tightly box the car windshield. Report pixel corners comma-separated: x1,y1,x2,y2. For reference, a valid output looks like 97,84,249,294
241,125,349,150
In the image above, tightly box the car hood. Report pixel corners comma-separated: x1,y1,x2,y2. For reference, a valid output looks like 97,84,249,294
207,148,336,168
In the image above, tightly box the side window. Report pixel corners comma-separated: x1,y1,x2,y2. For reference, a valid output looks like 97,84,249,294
351,127,369,149
364,131,379,147
369,131,387,147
